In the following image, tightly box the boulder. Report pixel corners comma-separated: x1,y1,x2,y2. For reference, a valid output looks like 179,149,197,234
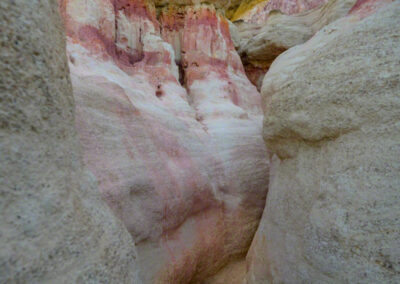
245,1,400,283
0,0,140,283
235,0,357,67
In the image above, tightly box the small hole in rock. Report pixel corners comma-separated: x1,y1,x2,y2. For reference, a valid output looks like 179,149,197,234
156,85,163,98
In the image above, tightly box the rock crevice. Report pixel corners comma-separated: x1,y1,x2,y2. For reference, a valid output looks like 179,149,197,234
60,0,269,282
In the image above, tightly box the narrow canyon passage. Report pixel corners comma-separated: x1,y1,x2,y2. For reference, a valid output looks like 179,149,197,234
1,0,399,283
61,1,269,282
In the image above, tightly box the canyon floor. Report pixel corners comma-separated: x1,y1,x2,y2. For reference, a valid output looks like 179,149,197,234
1,0,399,283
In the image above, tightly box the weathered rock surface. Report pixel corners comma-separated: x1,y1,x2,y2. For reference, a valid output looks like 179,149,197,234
61,1,269,283
5,0,397,283
0,0,140,283
236,0,356,67
230,0,351,92
155,0,253,19
246,1,400,283
232,0,328,22
155,0,243,11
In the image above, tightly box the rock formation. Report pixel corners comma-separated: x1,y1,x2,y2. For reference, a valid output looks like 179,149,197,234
235,0,357,66
155,0,244,17
233,0,356,90
60,0,269,282
0,0,140,283
245,0,400,283
232,0,329,22
1,0,399,283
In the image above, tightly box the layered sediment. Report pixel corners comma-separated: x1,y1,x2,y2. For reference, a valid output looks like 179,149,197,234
60,0,269,282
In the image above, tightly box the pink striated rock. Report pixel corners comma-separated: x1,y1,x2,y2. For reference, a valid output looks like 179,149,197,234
242,64,269,91
180,5,263,116
61,1,269,283
348,0,395,18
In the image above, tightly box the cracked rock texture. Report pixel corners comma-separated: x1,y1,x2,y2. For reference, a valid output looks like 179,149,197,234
60,0,269,283
245,1,400,283
0,0,140,283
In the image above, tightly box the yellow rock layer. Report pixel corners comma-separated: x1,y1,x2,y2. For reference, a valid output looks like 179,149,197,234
231,0,269,21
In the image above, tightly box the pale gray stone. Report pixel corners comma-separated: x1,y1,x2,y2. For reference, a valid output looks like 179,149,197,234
246,2,400,283
0,1,140,283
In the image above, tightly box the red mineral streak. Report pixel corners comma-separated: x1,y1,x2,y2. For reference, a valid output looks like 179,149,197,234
76,78,214,235
61,0,116,41
160,6,187,64
77,25,145,65
113,0,158,26
349,0,394,19
161,7,186,31
156,203,261,283
244,64,268,91
182,9,245,79
160,6,242,68
61,0,165,69
219,17,236,51
62,1,268,282
158,4,255,110
58,0,68,25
